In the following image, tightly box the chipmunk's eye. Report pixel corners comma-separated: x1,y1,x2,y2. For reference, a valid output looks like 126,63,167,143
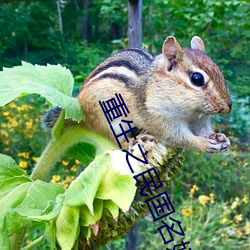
190,72,204,87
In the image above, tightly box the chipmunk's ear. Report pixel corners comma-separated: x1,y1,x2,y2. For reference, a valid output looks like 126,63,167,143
191,36,205,52
162,36,184,63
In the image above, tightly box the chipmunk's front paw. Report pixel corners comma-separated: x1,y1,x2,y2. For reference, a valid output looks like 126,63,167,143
206,133,230,152
122,133,156,151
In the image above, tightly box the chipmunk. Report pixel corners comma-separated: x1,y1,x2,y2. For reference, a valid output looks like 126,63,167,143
43,36,232,153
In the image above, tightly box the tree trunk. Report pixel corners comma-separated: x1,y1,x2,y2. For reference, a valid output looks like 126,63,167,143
82,0,89,41
56,0,63,36
128,0,142,49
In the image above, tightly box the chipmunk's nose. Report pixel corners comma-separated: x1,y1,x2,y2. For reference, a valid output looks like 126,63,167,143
219,101,232,114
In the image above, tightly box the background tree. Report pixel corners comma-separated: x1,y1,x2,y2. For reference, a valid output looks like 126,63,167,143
128,0,142,48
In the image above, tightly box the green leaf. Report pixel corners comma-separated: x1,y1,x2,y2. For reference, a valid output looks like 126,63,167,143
56,205,80,250
20,181,64,214
0,182,32,248
64,151,137,214
96,165,136,212
103,200,119,219
0,176,32,201
45,220,56,249
0,154,30,181
1,181,64,238
0,62,84,122
64,153,110,213
27,200,63,222
65,142,96,165
0,182,32,218
0,231,10,250
79,199,103,226
0,154,65,245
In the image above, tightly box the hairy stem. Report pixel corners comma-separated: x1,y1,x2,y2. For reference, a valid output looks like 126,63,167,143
30,126,117,181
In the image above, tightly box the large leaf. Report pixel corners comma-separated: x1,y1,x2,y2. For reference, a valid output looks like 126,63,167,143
0,62,84,121
64,151,137,213
4,182,65,241
0,182,32,249
0,154,65,248
56,205,80,250
63,153,110,213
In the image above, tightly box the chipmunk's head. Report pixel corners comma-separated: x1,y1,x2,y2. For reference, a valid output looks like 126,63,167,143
151,36,232,116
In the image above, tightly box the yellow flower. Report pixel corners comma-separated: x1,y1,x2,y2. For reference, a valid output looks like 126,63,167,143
236,229,242,237
19,161,28,169
231,197,240,209
189,184,199,198
232,150,237,156
3,111,9,116
0,130,8,138
4,147,10,152
234,214,243,224
3,138,9,145
70,165,77,172
220,217,228,224
63,182,69,189
244,221,250,234
18,152,29,159
209,193,215,204
26,121,33,129
66,176,75,182
9,103,16,108
243,195,248,204
194,238,201,247
221,162,228,167
32,157,39,162
11,119,18,127
51,175,61,183
198,195,210,206
75,159,81,165
17,105,30,112
62,160,69,166
182,207,192,217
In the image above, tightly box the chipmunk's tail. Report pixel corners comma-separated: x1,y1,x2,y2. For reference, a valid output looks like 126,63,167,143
41,106,62,130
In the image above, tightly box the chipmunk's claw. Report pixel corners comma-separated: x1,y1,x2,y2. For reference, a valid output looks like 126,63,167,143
207,133,230,152
123,133,156,152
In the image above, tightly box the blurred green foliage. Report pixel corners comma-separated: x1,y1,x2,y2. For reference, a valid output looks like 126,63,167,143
0,0,249,97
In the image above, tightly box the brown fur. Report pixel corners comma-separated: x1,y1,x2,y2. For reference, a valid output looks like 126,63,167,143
77,36,231,152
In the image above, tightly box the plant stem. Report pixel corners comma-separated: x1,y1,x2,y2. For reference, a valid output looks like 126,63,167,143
30,126,117,181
